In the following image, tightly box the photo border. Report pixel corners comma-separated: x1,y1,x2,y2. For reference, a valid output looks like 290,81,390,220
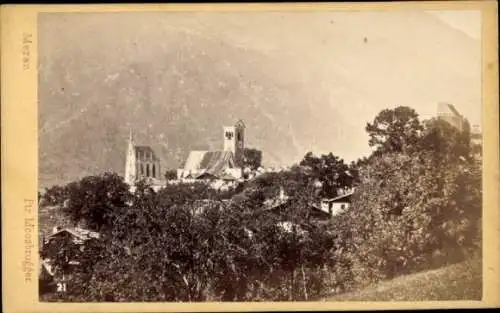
1,1,498,312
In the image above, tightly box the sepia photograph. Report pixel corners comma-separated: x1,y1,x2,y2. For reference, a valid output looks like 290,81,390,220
33,8,487,303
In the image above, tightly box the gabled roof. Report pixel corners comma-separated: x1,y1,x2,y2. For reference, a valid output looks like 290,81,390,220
235,119,246,128
47,227,100,243
183,150,237,179
321,190,355,203
200,151,234,172
260,197,331,220
183,151,209,171
437,102,462,118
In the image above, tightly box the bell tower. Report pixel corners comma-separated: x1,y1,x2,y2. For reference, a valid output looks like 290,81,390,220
223,120,245,167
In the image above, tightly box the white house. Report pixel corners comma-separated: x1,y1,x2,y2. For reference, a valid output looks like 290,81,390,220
318,190,354,216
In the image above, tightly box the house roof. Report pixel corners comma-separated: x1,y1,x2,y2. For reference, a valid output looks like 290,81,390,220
321,190,354,203
47,227,100,243
261,197,331,220
183,150,237,179
306,205,333,219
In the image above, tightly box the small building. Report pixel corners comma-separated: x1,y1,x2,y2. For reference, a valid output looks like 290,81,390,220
437,102,465,132
261,187,332,221
471,124,481,143
43,226,100,246
39,226,101,294
470,124,482,157
318,190,354,216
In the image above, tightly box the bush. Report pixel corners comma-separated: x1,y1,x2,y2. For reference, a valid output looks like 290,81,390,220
338,151,481,285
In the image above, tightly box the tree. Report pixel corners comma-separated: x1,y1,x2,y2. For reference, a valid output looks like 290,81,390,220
155,181,219,208
419,118,472,164
342,150,481,284
164,169,178,180
44,170,340,302
243,148,263,170
42,185,68,206
40,234,106,300
299,152,354,197
365,106,424,154
62,172,131,232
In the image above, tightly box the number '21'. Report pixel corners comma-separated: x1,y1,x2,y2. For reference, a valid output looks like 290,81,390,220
57,282,67,292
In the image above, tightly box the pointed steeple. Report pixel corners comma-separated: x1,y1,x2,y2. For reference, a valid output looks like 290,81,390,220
125,128,137,186
128,128,134,146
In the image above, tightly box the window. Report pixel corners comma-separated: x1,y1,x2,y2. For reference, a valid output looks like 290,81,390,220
146,164,150,177
140,164,144,175
341,204,346,210
237,132,241,141
225,131,234,140
152,164,156,178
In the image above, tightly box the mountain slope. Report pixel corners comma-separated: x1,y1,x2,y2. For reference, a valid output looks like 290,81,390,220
38,11,481,188
326,258,482,301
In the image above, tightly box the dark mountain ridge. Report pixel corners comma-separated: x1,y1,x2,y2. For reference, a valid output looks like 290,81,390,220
38,11,481,188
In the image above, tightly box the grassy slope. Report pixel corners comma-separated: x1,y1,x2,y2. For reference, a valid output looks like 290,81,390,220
326,258,482,301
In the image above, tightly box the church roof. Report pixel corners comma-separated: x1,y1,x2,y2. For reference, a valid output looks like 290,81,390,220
134,146,160,161
235,119,246,128
183,150,236,178
437,102,462,117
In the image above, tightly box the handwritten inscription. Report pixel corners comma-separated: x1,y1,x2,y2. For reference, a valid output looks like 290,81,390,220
22,33,32,71
22,199,35,283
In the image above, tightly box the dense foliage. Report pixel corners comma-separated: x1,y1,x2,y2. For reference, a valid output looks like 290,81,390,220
299,153,355,197
42,180,338,301
62,173,131,232
243,147,263,170
338,107,482,286
164,169,178,180
40,106,482,302
365,106,423,155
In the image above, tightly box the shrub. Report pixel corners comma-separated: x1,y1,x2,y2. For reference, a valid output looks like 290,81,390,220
341,151,481,285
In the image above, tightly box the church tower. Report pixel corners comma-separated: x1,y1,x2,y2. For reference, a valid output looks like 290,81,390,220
223,120,245,167
124,129,137,186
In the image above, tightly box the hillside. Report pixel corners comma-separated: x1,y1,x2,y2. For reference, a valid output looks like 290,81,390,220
38,11,481,188
325,258,482,301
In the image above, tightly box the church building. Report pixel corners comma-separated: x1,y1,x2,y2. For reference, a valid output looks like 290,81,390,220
124,130,163,189
177,120,246,181
437,102,465,131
